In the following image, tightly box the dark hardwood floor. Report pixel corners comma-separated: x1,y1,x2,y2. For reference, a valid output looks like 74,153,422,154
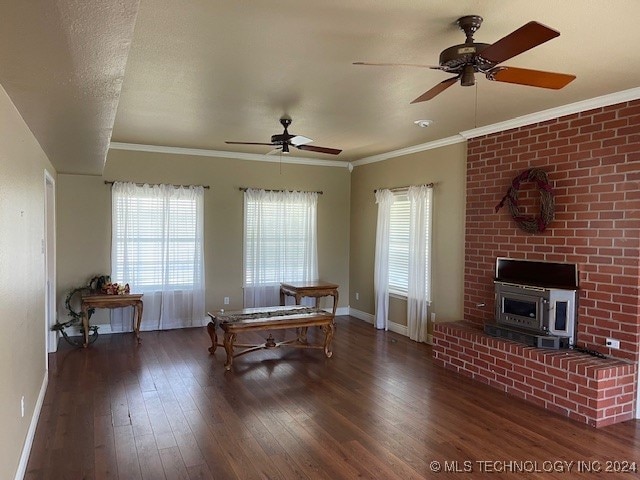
26,316,640,479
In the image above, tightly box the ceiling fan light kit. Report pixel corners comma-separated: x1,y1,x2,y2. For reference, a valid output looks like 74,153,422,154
355,15,576,102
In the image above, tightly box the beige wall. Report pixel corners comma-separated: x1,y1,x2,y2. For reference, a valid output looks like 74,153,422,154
0,85,55,480
56,175,113,325
57,150,351,324
349,141,467,328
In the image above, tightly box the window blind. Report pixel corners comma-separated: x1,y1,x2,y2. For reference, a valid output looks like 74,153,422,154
244,201,312,285
388,195,410,295
387,192,432,298
112,189,201,290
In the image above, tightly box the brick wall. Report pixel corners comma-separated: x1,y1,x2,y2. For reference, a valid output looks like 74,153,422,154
465,99,640,362
433,322,637,427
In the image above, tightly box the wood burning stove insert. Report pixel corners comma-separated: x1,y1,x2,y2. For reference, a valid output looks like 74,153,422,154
485,258,578,349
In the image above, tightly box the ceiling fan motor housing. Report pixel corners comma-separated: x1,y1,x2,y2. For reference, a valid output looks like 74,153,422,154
271,133,293,144
439,42,491,72
437,15,494,85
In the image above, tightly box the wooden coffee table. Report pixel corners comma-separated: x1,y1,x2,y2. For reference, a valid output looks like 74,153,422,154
206,306,335,370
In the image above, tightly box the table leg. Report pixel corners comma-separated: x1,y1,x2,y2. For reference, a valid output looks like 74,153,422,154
331,290,339,317
134,300,143,344
297,326,309,344
81,304,90,348
279,288,285,306
207,321,218,354
322,322,335,358
223,332,236,371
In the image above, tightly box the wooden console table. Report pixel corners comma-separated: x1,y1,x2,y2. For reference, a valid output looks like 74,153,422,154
279,281,339,316
207,306,335,371
81,293,143,347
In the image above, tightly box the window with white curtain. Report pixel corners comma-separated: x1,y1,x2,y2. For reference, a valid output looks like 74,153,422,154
387,192,431,297
243,189,318,308
374,185,432,341
111,182,205,331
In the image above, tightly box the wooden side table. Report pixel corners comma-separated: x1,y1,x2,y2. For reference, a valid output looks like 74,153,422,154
279,281,339,316
81,293,144,347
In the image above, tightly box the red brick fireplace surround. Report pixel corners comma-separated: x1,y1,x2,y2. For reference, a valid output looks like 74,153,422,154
435,99,640,426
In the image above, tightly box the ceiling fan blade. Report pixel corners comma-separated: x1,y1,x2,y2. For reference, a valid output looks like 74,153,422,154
353,61,442,69
225,141,275,146
296,144,342,155
290,135,313,146
410,76,458,103
487,66,576,89
480,21,560,65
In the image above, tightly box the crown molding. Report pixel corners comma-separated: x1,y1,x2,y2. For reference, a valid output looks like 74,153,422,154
350,135,466,167
110,87,640,170
108,142,351,168
460,87,640,140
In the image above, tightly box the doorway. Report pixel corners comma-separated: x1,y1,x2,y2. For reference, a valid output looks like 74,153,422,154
44,171,57,356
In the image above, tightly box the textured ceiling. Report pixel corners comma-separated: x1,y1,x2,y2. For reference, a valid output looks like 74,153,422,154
3,1,640,174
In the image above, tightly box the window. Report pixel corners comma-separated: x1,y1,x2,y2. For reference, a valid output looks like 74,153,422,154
387,192,431,297
374,185,432,339
112,184,204,290
243,189,318,307
388,195,411,295
111,182,205,330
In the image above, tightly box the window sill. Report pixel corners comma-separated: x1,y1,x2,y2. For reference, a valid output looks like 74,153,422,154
389,292,407,300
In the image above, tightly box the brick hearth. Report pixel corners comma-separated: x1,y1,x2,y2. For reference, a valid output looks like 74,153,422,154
433,322,637,428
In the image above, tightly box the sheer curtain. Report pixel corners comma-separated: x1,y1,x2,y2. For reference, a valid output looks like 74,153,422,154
111,182,205,331
374,189,394,330
243,189,318,308
407,185,432,342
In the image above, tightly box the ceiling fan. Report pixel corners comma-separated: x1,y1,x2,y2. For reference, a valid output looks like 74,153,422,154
225,116,342,155
354,15,576,103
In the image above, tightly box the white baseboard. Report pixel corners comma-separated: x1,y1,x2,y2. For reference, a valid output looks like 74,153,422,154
348,307,375,324
347,307,433,344
322,306,350,316
14,371,48,480
65,317,211,337
347,307,408,336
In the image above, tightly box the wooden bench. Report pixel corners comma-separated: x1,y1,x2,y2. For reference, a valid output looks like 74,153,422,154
206,306,335,370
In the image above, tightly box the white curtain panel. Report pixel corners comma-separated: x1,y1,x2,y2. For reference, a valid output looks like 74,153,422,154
374,189,394,330
243,189,318,308
407,185,432,342
110,182,205,331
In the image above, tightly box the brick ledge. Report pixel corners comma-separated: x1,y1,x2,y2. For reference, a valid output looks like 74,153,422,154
432,321,637,427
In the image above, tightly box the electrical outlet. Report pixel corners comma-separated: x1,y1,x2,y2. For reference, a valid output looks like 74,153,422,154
606,338,620,349
223,297,230,305
355,292,359,300
21,396,24,418
431,312,436,323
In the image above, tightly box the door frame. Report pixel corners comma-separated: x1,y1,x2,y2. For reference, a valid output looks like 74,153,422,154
44,170,57,357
